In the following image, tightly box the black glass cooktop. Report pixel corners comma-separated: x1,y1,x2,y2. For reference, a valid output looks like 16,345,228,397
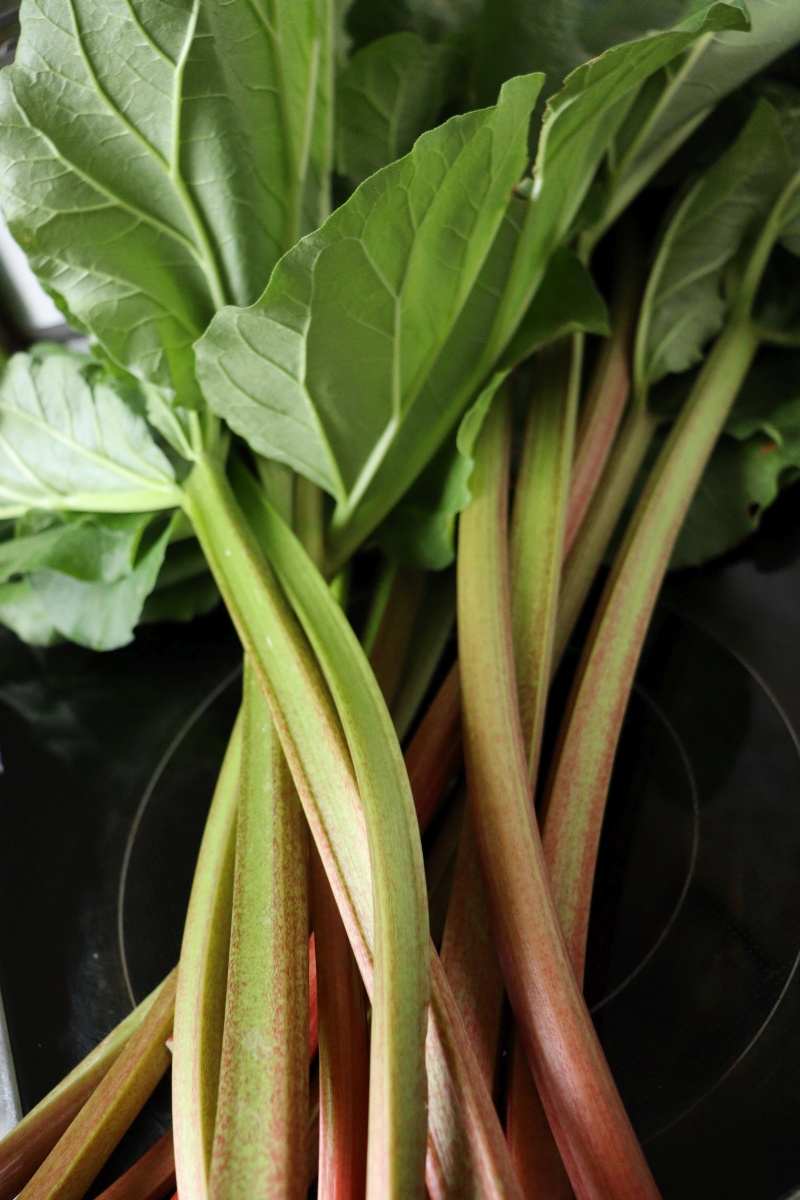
2,495,800,1199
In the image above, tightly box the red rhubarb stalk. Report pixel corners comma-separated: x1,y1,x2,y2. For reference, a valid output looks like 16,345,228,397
564,224,644,559
208,664,309,1200
18,969,178,1200
93,1131,175,1200
458,386,660,1199
543,317,761,981
0,981,167,1200
312,845,369,1200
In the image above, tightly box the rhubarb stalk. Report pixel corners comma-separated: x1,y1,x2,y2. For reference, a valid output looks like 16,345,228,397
312,845,369,1200
18,970,178,1200
173,716,241,1200
208,664,309,1200
0,981,167,1200
457,387,660,1199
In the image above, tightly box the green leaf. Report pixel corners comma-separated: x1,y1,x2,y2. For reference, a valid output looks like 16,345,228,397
140,537,219,623
0,578,61,645
0,0,333,403
27,514,175,649
336,33,463,185
375,246,608,568
600,0,800,233
0,511,155,584
196,73,543,566
634,98,791,397
479,2,751,386
0,349,180,517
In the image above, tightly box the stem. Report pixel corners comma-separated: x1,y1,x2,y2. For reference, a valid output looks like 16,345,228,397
543,318,761,981
391,569,456,743
94,1130,174,1200
173,717,240,1200
404,661,462,836
0,984,167,1200
440,808,505,1091
554,402,659,668
564,222,644,559
232,468,429,1200
368,566,427,711
458,389,660,1199
209,664,309,1200
424,785,466,950
506,1049,572,1200
18,972,177,1200
183,456,522,1200
312,845,369,1200
510,340,581,782
294,475,326,572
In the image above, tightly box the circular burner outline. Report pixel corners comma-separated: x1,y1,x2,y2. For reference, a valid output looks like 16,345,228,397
642,623,800,1146
589,681,700,1014
117,664,242,1006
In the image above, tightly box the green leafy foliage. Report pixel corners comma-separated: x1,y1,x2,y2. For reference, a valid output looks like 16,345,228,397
376,247,608,567
672,348,800,565
196,73,543,567
0,0,333,403
0,349,181,518
634,98,792,397
337,33,463,185
486,1,751,372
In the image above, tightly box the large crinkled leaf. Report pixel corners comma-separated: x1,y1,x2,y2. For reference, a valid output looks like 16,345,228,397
600,0,800,233
196,73,543,565
336,33,462,185
0,350,180,517
27,515,175,649
485,1,751,366
0,0,332,404
0,578,61,645
633,98,791,396
376,246,608,567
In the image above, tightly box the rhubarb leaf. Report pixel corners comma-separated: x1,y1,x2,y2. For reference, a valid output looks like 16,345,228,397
0,578,61,645
600,0,800,234
0,0,332,403
0,350,181,518
376,246,608,567
196,73,543,565
0,511,155,584
27,514,175,649
336,33,462,185
488,1,751,372
634,98,791,398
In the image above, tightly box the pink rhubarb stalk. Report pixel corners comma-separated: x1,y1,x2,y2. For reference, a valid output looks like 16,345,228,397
458,386,660,1200
93,1131,175,1200
312,845,369,1200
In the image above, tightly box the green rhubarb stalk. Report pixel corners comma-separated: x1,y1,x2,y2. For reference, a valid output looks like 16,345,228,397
173,715,241,1200
183,454,522,1199
0,981,167,1200
424,784,467,952
18,970,178,1200
232,465,430,1200
564,222,644,559
542,315,761,980
404,662,462,836
458,388,660,1199
312,845,369,1200
209,663,309,1200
